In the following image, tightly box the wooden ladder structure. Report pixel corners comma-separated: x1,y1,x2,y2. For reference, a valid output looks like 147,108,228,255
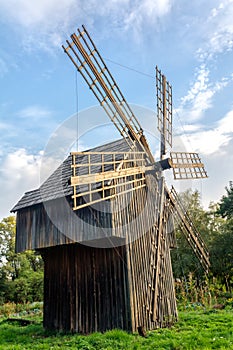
167,186,210,273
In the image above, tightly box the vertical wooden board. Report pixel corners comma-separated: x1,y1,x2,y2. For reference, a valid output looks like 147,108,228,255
41,242,133,333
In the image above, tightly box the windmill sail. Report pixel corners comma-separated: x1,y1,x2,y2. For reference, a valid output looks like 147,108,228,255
156,66,172,159
170,152,208,179
62,25,154,163
156,66,208,180
167,186,210,272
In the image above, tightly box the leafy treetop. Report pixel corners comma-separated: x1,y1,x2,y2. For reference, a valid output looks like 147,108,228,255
217,181,233,219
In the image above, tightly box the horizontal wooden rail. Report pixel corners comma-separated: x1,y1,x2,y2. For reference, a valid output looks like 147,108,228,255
71,150,147,210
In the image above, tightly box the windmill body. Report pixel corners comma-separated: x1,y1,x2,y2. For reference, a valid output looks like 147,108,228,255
12,26,209,334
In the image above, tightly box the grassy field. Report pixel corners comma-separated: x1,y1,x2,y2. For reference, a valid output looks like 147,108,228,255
0,308,232,349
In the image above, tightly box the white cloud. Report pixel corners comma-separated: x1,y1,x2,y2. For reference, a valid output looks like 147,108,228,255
217,109,233,134
182,129,231,155
2,149,42,180
0,0,173,52
16,105,53,120
0,148,43,219
178,124,203,133
124,0,173,36
181,65,209,105
197,0,233,60
170,107,233,209
176,64,232,122
0,0,77,28
177,108,233,155
0,0,82,53
201,138,233,207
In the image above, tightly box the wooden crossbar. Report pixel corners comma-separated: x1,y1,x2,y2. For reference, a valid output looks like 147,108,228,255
170,152,208,180
63,25,154,163
70,150,147,210
167,186,210,272
71,166,147,186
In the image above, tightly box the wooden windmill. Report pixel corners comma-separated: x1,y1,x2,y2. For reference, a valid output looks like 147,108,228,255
12,25,209,334
63,25,209,266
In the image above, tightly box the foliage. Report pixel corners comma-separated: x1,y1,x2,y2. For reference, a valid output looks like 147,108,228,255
171,189,210,279
217,181,233,219
0,309,233,349
171,186,233,298
210,218,233,291
0,301,43,318
0,216,44,304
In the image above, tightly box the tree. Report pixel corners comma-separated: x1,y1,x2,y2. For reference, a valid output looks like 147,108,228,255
171,189,210,279
217,181,233,219
0,216,44,304
209,217,233,292
209,181,233,291
171,187,233,302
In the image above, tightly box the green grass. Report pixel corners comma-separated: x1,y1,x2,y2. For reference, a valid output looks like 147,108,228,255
0,309,232,349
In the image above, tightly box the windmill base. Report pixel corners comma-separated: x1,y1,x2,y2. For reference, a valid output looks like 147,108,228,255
41,241,178,334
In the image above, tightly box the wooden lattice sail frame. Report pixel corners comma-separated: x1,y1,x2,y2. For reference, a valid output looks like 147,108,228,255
170,152,208,180
156,66,173,159
155,66,208,180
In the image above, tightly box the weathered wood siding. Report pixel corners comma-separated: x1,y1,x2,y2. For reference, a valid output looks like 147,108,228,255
42,243,131,333
15,196,114,253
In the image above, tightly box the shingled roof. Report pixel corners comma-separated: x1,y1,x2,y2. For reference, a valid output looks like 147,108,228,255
11,138,131,212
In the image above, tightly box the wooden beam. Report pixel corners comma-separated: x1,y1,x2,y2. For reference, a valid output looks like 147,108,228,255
171,162,204,169
167,186,210,272
71,166,147,186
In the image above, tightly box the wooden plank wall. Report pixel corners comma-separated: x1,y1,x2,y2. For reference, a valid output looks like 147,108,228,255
42,243,131,333
15,196,114,253
111,172,178,332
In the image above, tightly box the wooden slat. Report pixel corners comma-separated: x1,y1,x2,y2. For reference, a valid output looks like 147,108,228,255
170,152,208,180
63,26,154,163
152,177,165,321
167,186,210,272
71,165,147,186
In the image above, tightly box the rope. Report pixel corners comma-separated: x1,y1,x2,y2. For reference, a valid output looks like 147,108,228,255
104,57,154,79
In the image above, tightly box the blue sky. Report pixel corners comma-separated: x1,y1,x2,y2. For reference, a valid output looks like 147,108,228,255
0,0,233,219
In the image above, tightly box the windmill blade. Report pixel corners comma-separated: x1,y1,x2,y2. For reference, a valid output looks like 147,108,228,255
166,186,210,272
156,67,208,180
170,152,208,180
62,25,154,163
156,66,172,159
71,151,147,210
